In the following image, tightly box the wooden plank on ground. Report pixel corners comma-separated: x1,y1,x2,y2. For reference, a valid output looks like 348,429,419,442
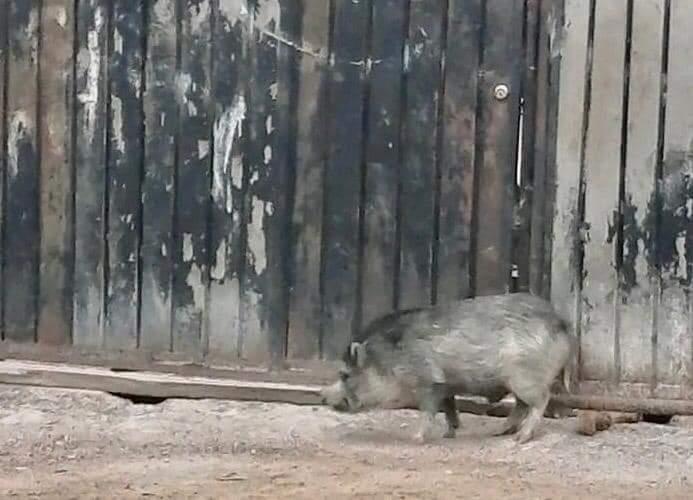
619,0,664,385
207,0,246,358
239,0,294,364
73,0,109,348
37,0,75,346
4,0,41,342
435,0,481,304
580,0,628,385
659,0,693,395
472,0,523,297
550,0,591,386
285,0,331,360
172,0,212,356
398,0,445,309
0,360,323,405
140,0,177,351
320,0,369,359
105,1,145,350
360,0,407,326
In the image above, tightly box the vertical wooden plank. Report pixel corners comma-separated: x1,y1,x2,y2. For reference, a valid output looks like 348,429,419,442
207,0,246,358
398,0,445,309
105,0,145,350
436,0,481,303
659,0,692,392
528,0,553,298
141,0,177,351
4,1,40,342
514,0,540,293
320,0,369,359
580,0,627,384
286,0,330,360
550,0,590,380
619,0,663,384
238,0,295,364
360,0,406,326
73,0,108,348
0,0,6,340
473,0,523,297
37,0,75,346
172,0,212,355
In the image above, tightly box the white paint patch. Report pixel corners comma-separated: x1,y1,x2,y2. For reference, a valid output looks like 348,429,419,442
77,6,105,146
111,96,125,154
247,197,268,275
676,235,687,280
161,243,167,257
263,145,272,165
175,73,193,105
211,240,227,280
183,234,194,262
250,171,260,185
253,0,281,33
189,0,211,34
213,95,247,209
269,82,279,101
113,27,124,54
55,7,68,28
7,111,35,179
265,115,273,135
198,140,209,159
153,0,176,26
186,263,205,312
218,0,248,23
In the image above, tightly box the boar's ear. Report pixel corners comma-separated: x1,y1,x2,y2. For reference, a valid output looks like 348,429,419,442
349,342,368,368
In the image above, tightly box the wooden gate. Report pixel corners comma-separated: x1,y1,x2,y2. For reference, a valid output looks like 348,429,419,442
0,0,551,369
552,0,693,404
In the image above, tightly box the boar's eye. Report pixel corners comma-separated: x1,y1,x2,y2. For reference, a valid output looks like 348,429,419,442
339,370,350,381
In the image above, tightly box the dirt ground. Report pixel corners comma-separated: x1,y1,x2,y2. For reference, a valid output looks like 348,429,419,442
0,384,692,499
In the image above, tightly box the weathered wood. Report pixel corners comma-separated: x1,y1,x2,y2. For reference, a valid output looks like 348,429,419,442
360,0,407,326
550,0,590,386
0,360,323,406
619,0,664,385
4,0,41,342
141,0,177,351
580,0,628,385
37,0,75,346
514,0,541,293
286,0,330,360
0,0,5,340
398,0,445,309
207,0,246,358
73,0,109,348
435,0,481,303
659,0,692,394
320,0,369,359
172,0,212,355
105,0,145,350
473,0,523,297
239,0,293,364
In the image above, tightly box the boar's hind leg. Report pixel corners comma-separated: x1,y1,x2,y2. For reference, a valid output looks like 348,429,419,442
441,396,459,438
493,399,529,436
511,387,550,444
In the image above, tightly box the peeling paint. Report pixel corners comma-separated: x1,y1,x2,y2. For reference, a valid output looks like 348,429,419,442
77,6,105,146
161,242,167,257
111,96,125,153
212,94,247,209
7,110,34,179
269,82,279,101
247,197,268,275
265,115,273,135
263,145,272,165
219,0,248,23
211,240,227,280
189,0,212,34
113,27,124,54
183,233,194,262
186,263,205,312
175,72,192,105
55,7,68,28
198,140,209,159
